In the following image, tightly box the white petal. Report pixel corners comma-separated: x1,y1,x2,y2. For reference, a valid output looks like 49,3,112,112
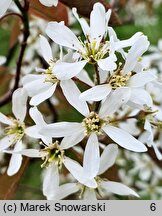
97,54,117,71
64,157,84,182
64,157,97,188
100,181,139,197
123,36,149,74
25,126,52,145
90,3,107,42
39,0,58,7
103,125,147,152
22,75,47,97
144,119,153,142
0,0,12,17
76,69,94,87
80,84,111,102
19,149,44,158
25,126,41,139
152,143,162,160
0,112,12,125
52,183,79,200
83,188,97,200
98,144,118,175
0,135,14,151
54,60,87,80
128,88,152,108
46,22,84,52
83,134,100,179
22,74,44,85
128,72,156,88
12,88,28,122
43,163,59,199
29,107,46,126
60,130,85,149
7,140,23,176
39,35,53,63
40,122,83,137
60,79,89,117
30,84,57,106
72,8,90,37
114,32,143,50
99,87,131,118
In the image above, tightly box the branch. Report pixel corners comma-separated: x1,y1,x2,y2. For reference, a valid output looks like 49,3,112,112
0,12,23,22
59,0,121,25
0,2,30,107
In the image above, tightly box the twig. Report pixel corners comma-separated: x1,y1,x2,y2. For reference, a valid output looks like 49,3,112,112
94,64,101,112
0,12,23,22
0,1,30,107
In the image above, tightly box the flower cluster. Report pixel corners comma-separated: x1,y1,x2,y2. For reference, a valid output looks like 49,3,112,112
0,2,162,200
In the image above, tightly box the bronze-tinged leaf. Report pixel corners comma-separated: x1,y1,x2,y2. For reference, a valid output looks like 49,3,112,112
29,0,68,25
0,157,29,200
59,0,121,25
9,18,21,49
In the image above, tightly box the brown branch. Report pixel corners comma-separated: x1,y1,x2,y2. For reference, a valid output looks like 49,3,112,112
0,3,30,107
0,12,23,22
59,0,121,25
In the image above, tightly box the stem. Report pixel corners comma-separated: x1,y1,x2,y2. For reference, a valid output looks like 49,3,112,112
0,13,23,22
0,0,30,107
94,64,100,85
94,64,101,112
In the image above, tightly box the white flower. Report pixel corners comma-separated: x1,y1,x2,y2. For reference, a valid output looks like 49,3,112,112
16,134,79,200
0,90,51,176
46,3,117,74
0,88,28,175
40,87,147,152
46,2,145,77
79,35,156,109
139,119,162,160
64,135,139,199
22,35,91,116
39,0,58,7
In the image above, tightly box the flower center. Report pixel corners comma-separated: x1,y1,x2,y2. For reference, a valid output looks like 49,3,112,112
82,112,104,135
4,119,25,142
40,141,64,168
109,73,130,89
81,39,109,63
44,64,59,84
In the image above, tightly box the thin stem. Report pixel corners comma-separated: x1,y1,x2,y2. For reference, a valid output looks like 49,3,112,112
94,64,101,112
0,0,30,107
0,12,23,22
94,64,100,85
